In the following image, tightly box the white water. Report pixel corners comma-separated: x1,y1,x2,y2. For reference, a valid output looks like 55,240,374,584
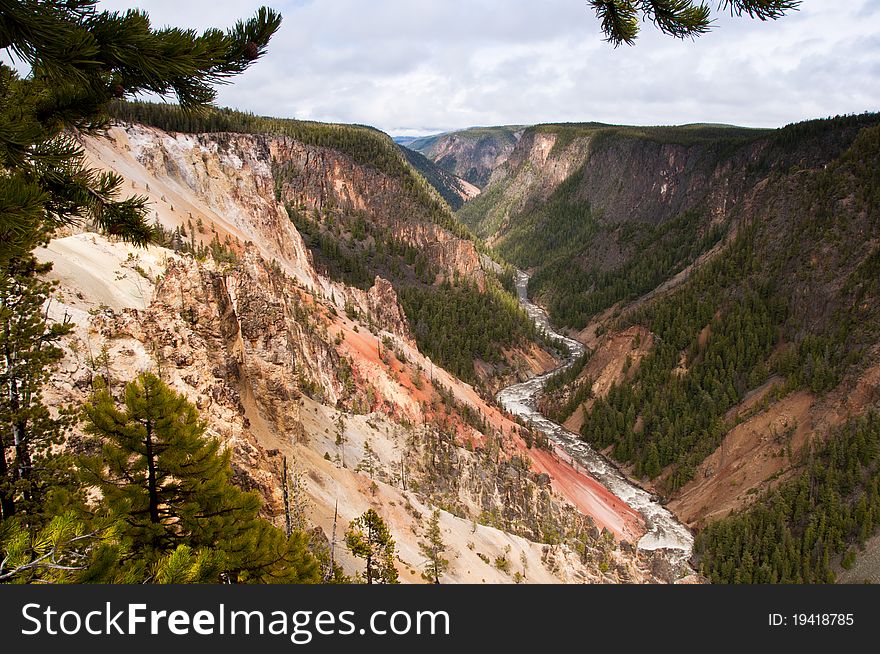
497,271,694,566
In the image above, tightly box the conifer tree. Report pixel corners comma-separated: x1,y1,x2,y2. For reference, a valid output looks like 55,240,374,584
643,442,662,478
81,372,320,583
0,2,293,585
0,254,73,523
419,508,449,584
345,508,399,584
356,439,380,479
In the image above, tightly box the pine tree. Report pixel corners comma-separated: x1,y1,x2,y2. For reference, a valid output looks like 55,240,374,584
356,439,380,479
644,442,662,479
0,254,73,523
419,508,449,584
345,509,399,584
0,1,281,265
81,372,320,583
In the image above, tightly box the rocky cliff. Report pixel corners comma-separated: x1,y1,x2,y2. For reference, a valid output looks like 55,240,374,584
88,116,555,388
90,124,485,292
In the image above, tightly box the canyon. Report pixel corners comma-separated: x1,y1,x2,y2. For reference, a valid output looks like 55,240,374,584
29,107,880,584
35,118,678,583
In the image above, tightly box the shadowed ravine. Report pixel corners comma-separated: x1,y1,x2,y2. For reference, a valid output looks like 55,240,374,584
497,271,694,571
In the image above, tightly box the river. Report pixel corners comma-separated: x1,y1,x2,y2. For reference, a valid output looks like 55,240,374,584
496,270,694,568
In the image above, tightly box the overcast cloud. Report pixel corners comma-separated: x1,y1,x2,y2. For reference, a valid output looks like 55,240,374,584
92,1,880,135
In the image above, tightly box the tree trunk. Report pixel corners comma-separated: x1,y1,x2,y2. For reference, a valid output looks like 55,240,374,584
9,375,33,506
366,520,374,584
328,499,338,582
0,434,15,519
12,418,33,506
144,420,160,524
1,326,17,519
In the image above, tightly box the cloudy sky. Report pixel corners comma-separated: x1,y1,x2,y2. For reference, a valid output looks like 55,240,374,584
88,1,880,135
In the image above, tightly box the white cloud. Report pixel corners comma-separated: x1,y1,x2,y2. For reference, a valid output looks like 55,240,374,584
97,0,880,134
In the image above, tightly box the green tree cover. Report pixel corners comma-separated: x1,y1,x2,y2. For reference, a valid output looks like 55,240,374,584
399,280,540,385
576,124,880,491
267,119,549,389
0,254,75,522
495,265,518,295
419,508,449,583
151,219,240,264
457,123,769,238
398,144,470,211
695,413,880,584
456,124,786,332
431,382,481,433
499,187,722,328
78,373,320,583
285,203,435,290
541,350,596,423
547,382,594,425
473,117,877,332
0,2,326,585
515,204,725,329
459,117,879,311
581,239,782,488
544,350,594,394
2,374,321,583
531,121,771,157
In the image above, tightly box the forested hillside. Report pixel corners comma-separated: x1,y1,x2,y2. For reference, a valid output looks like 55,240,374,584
459,115,879,330
576,119,880,490
110,101,469,239
695,413,880,583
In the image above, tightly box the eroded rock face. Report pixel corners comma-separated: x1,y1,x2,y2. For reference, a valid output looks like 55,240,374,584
479,130,593,236
38,233,671,583
49,117,675,582
89,125,487,292
364,277,415,347
111,126,319,290
396,221,486,289
46,243,359,512
415,127,524,189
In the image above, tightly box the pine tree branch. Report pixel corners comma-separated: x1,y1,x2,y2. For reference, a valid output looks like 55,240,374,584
588,0,799,45
0,529,99,581
720,0,801,21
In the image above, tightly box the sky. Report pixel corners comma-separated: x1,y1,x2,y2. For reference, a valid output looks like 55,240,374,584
29,1,880,135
